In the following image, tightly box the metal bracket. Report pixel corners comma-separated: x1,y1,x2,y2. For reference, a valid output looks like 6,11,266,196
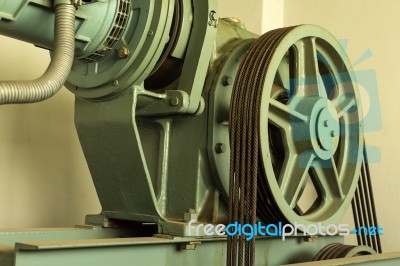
135,88,204,117
177,0,218,114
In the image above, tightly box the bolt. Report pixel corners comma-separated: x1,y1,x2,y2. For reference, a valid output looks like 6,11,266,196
210,11,217,21
330,131,335,137
222,76,233,86
215,143,226,154
187,208,196,214
148,30,154,36
170,97,180,106
304,236,315,243
181,244,197,250
113,80,119,86
180,241,201,250
117,46,129,59
184,209,198,222
324,120,329,127
208,10,218,27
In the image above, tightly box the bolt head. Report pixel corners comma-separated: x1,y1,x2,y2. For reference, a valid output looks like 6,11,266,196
117,47,129,59
304,236,315,243
222,76,233,86
324,120,329,127
170,97,180,106
215,143,226,154
330,131,335,137
184,210,198,222
187,208,196,214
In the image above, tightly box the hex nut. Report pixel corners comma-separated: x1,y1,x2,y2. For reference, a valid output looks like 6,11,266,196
117,46,129,59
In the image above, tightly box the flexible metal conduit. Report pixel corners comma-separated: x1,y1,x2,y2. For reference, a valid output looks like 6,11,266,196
0,3,76,104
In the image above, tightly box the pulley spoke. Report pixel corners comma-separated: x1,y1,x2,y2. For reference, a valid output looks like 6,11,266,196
312,158,344,199
280,152,315,208
336,97,357,118
269,98,308,128
293,37,327,98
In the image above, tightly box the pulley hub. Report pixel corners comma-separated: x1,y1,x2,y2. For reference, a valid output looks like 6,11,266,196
316,103,340,152
293,97,340,160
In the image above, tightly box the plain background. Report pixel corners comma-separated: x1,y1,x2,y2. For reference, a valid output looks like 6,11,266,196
0,0,397,252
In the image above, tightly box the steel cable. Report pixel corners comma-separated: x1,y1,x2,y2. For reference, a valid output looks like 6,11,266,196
228,26,295,266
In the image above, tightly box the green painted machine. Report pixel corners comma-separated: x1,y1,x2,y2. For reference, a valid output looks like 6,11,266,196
0,0,399,265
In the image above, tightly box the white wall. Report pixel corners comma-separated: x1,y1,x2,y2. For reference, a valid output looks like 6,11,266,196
219,0,264,33
283,0,399,252
219,0,284,34
0,36,100,228
262,0,284,32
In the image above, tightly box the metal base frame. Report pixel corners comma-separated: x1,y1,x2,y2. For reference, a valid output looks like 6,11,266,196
1,227,399,266
0,227,347,266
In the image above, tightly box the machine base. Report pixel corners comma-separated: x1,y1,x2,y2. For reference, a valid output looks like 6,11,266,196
0,227,398,266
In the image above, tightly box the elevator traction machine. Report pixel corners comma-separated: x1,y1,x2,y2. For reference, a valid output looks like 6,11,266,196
0,0,399,265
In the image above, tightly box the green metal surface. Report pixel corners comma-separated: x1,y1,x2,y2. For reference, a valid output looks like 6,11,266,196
170,0,192,60
75,87,161,223
208,18,258,199
76,83,223,235
0,226,145,265
0,227,351,266
176,0,218,114
74,16,259,236
0,227,139,246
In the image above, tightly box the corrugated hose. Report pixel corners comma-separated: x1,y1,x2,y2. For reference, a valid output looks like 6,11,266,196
0,3,76,104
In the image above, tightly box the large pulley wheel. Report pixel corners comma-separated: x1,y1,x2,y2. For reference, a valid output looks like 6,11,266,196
233,25,364,226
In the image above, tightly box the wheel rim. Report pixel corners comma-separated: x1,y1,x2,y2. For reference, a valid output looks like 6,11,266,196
313,244,376,260
258,25,363,226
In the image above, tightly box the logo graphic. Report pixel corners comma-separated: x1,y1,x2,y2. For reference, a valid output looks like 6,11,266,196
188,221,383,241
